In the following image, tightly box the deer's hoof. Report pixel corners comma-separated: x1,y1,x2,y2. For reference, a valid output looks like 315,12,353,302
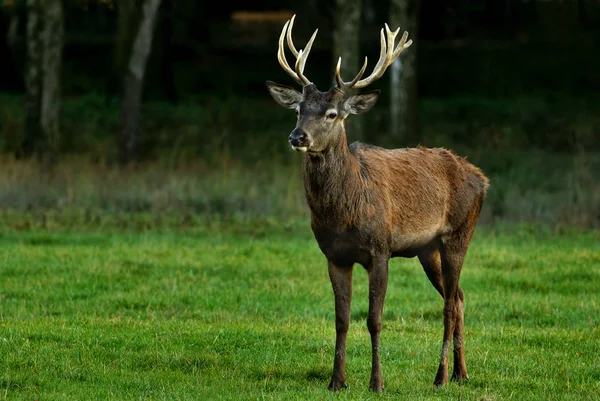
433,378,448,388
451,371,469,383
327,379,348,391
368,377,384,393
433,364,448,387
433,373,448,388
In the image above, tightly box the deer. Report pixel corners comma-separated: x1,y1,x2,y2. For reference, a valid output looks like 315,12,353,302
265,15,489,392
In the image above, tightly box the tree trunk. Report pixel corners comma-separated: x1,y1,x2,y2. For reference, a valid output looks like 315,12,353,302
40,0,63,163
118,0,162,165
389,0,420,145
111,0,141,95
333,0,362,141
0,5,23,93
23,0,43,158
23,0,63,162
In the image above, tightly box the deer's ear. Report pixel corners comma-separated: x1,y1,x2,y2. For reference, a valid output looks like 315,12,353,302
266,81,303,109
343,90,380,115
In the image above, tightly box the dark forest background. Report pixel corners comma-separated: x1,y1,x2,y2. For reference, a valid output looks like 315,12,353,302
0,0,599,229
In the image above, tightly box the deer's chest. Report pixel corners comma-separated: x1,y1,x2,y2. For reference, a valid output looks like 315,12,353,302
311,225,376,267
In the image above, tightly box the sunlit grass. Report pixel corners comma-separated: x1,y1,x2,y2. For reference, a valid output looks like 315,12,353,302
0,223,599,400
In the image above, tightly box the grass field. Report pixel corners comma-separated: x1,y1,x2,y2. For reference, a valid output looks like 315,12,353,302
1,219,599,400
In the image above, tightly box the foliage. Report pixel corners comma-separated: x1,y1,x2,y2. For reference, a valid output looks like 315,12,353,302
1,91,599,229
0,223,598,399
1,93,599,158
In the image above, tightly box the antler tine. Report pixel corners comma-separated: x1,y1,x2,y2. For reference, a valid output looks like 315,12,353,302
286,14,299,57
337,23,411,90
294,49,304,79
296,28,318,83
354,24,398,88
277,20,303,86
335,58,344,89
392,31,412,59
335,56,368,89
366,27,393,81
384,23,399,51
276,14,315,87
335,28,387,90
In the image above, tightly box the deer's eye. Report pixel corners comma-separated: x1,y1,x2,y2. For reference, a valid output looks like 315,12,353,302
327,112,337,120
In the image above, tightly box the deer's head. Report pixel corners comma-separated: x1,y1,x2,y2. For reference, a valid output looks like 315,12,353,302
266,15,412,154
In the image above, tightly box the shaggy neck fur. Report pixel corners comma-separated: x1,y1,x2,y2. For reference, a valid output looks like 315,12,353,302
301,125,369,226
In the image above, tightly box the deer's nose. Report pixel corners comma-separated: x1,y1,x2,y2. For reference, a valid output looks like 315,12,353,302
289,129,309,147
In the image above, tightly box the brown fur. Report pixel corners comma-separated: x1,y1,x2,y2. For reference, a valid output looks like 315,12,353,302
266,82,489,391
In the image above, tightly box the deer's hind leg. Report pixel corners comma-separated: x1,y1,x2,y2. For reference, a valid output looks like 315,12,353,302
420,247,469,384
433,200,483,386
431,237,466,387
450,285,468,383
418,246,462,386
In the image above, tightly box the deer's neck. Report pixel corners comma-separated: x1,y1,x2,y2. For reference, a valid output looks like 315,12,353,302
302,134,366,225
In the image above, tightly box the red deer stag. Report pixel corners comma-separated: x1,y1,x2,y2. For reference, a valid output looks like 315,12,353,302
265,15,489,391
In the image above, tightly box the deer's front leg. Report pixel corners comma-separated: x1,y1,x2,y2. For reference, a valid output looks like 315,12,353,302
327,260,353,391
367,256,389,392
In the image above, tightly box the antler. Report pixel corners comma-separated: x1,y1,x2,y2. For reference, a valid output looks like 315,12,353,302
335,23,412,90
277,15,318,87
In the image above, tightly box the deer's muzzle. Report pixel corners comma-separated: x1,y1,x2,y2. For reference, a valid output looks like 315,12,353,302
289,129,311,151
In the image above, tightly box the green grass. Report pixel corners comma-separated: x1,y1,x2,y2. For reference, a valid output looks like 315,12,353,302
1,148,600,229
1,221,599,400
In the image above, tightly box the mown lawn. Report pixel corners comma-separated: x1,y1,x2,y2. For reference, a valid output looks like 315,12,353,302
0,221,599,400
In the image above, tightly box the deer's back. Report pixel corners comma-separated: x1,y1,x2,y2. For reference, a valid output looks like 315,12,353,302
353,144,489,252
